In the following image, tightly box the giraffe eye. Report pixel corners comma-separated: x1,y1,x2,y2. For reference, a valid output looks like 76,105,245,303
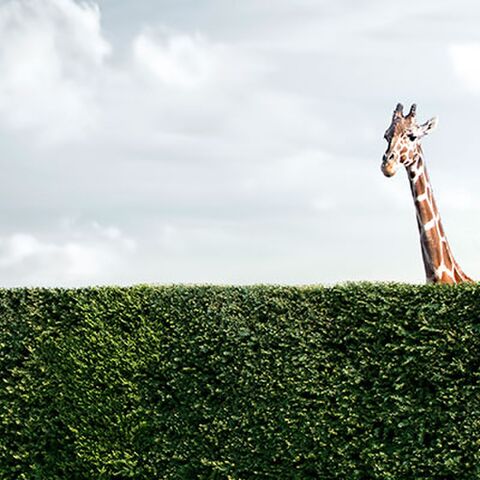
407,133,416,141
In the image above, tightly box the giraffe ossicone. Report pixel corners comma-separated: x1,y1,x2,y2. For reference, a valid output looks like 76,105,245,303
381,103,473,284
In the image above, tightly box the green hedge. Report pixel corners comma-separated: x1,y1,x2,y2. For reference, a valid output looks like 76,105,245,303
1,284,480,479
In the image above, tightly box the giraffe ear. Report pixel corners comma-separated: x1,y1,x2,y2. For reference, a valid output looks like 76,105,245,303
418,117,438,137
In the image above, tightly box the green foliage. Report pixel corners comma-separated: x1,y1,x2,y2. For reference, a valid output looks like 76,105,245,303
1,283,480,479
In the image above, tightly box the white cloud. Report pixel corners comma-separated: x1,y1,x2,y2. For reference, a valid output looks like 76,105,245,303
0,0,313,155
0,0,110,144
449,44,480,94
131,27,268,91
133,30,216,88
0,223,136,286
0,0,276,151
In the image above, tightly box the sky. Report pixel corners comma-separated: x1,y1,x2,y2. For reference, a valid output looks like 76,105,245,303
1,0,480,287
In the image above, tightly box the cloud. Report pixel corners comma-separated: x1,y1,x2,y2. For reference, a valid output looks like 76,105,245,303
0,0,318,156
0,0,277,152
0,0,110,144
133,30,217,89
449,44,480,94
0,222,136,287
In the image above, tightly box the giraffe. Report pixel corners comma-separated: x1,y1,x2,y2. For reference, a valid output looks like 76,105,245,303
381,103,473,284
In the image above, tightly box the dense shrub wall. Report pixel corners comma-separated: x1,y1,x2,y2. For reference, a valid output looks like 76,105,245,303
1,284,480,479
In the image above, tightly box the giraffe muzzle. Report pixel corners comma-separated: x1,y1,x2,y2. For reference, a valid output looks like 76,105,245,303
381,156,398,177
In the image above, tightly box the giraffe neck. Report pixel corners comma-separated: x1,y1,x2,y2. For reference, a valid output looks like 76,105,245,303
406,149,472,284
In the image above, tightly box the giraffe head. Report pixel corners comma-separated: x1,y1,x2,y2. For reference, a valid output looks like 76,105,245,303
381,103,438,177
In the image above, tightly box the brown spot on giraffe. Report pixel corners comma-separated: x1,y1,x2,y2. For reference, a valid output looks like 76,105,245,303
440,272,455,284
419,203,434,224
443,247,453,271
424,227,443,269
415,175,427,197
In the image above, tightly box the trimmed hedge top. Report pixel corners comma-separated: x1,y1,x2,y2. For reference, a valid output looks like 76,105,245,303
1,283,480,479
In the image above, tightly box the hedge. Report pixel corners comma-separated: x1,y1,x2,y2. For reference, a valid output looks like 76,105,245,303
1,283,480,479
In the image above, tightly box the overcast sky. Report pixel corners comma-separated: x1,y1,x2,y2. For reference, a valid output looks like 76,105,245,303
1,0,480,287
